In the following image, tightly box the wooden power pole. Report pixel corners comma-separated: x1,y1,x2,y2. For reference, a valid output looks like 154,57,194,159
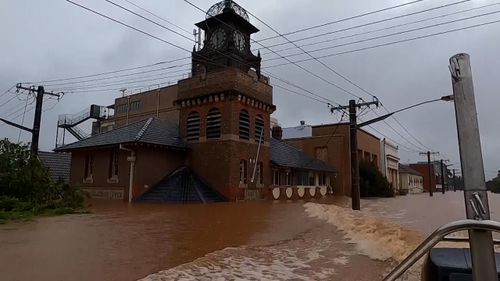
449,53,496,280
331,99,379,210
0,84,61,157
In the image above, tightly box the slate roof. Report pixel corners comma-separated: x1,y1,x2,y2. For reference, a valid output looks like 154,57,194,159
55,118,187,151
270,138,336,172
38,151,71,183
399,164,423,176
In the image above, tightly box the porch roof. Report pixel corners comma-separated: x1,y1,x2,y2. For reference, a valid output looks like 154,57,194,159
55,118,188,151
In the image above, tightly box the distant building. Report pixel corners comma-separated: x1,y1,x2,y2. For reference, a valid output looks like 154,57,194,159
281,122,381,196
282,121,312,139
54,1,336,202
399,164,423,194
380,139,400,193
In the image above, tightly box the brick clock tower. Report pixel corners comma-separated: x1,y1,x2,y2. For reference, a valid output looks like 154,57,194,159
175,0,275,201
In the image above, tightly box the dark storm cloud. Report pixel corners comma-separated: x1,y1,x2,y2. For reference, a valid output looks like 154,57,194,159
0,0,499,178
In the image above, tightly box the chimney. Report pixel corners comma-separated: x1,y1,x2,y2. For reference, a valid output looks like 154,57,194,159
300,120,306,126
272,126,283,140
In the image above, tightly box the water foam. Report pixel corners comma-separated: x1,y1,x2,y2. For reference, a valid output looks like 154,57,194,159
304,202,421,262
139,239,337,281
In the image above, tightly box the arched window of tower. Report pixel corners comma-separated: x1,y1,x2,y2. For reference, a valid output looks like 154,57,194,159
239,109,250,140
186,111,201,141
206,108,222,139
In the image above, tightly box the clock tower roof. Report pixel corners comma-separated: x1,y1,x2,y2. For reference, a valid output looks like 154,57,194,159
195,0,259,34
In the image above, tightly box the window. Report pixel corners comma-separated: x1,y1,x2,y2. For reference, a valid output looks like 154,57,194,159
255,115,265,142
318,173,326,186
239,110,250,140
273,170,280,186
115,103,128,113
299,172,309,186
309,172,315,186
206,108,221,139
315,147,328,162
255,162,263,185
84,153,93,179
239,160,247,185
285,171,292,186
108,150,119,179
129,100,143,111
186,111,200,141
364,152,371,161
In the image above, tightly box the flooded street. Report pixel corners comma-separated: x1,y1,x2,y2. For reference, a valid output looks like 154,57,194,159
0,192,497,281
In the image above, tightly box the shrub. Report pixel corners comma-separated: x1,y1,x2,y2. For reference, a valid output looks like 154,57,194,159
0,139,85,222
359,160,395,198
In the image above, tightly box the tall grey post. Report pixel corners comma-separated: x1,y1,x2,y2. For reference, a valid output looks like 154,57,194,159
449,53,497,280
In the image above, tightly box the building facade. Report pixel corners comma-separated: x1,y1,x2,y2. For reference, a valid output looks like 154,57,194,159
380,139,400,193
56,1,336,202
399,164,424,194
282,122,381,196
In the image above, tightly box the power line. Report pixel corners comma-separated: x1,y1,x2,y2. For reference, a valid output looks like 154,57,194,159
17,97,30,142
43,62,191,87
256,0,427,42
50,70,190,92
246,3,437,153
65,0,193,53
0,95,18,109
24,57,190,85
246,8,366,101
264,9,500,62
266,18,500,67
261,3,500,55
120,0,192,35
66,0,343,106
182,0,349,105
258,0,473,52
104,0,195,43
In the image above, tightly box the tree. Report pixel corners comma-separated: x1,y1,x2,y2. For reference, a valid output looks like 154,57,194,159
359,160,394,198
0,139,84,222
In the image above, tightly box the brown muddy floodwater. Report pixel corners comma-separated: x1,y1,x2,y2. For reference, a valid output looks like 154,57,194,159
0,191,497,281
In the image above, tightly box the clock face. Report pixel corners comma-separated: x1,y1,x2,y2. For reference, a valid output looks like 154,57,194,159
210,29,226,49
233,31,246,52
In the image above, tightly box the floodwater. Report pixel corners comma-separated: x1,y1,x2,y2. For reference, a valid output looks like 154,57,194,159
0,191,497,281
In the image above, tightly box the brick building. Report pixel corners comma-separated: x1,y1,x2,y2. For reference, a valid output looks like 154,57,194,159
56,1,335,202
409,163,437,193
281,122,381,196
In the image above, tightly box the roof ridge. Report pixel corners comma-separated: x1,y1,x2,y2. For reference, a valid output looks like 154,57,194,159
135,117,153,141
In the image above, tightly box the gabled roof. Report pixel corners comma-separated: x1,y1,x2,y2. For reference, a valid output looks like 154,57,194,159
399,164,423,176
270,138,336,172
38,151,71,183
55,118,187,151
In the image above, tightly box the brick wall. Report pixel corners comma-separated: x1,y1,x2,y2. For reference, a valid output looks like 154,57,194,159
69,146,185,201
285,123,381,196
410,163,436,192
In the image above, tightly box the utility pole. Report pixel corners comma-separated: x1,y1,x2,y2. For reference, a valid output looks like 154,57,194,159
3,84,61,157
331,98,379,210
449,53,496,280
419,151,439,196
452,169,457,192
440,159,450,194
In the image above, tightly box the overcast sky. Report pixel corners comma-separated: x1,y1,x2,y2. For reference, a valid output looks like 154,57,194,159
1,0,499,179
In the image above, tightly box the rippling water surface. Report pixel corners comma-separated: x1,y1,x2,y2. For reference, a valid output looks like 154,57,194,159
1,191,498,281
